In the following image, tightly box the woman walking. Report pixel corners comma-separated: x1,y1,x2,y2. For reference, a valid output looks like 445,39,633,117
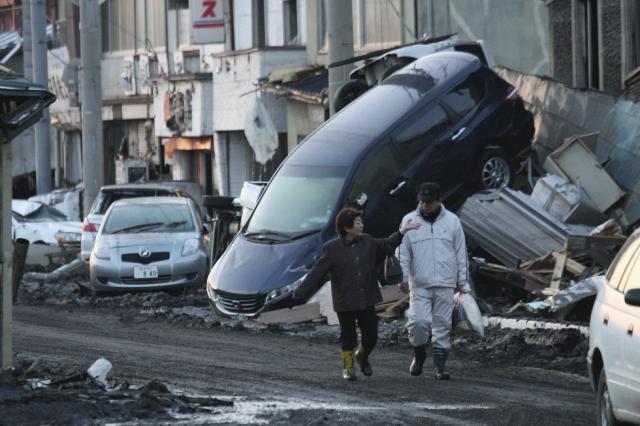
293,208,420,380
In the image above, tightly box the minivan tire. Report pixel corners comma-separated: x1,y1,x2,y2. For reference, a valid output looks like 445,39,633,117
596,369,620,426
475,148,513,190
334,79,369,113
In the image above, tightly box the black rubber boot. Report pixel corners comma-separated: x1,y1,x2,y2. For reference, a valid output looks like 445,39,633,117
433,347,450,380
355,344,373,376
410,344,427,376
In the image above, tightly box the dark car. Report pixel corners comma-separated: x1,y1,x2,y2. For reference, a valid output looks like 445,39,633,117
207,51,534,316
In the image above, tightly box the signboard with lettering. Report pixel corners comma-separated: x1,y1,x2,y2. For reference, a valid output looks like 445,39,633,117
190,0,225,44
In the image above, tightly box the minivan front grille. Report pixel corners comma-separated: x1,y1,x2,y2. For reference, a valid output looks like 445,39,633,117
215,291,266,315
121,252,170,264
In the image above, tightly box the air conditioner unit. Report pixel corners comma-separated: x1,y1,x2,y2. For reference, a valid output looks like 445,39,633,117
115,159,149,184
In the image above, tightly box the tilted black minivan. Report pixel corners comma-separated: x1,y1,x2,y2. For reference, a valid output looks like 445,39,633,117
207,51,534,316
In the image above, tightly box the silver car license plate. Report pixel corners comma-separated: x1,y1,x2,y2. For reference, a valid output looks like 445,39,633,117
133,266,158,279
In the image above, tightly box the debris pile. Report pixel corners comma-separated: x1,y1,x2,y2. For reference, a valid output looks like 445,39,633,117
1,357,233,425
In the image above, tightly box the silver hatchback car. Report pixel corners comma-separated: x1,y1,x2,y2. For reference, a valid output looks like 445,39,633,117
90,197,209,292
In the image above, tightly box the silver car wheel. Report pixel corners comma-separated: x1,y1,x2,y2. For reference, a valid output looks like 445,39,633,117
481,157,511,189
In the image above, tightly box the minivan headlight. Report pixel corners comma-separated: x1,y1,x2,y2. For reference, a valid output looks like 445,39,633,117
265,274,307,303
94,244,110,260
182,238,200,256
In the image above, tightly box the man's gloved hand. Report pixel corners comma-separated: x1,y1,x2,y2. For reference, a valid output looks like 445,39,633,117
398,282,409,294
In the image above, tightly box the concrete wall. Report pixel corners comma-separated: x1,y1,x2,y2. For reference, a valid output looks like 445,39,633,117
498,67,640,226
548,0,573,86
213,130,250,196
212,48,307,132
154,79,213,138
432,0,550,75
599,0,622,93
548,0,623,93
286,101,324,153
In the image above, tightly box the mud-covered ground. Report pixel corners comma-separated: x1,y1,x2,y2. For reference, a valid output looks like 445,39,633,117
2,277,597,425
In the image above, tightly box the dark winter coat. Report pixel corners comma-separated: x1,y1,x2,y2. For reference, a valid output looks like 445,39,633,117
294,232,403,312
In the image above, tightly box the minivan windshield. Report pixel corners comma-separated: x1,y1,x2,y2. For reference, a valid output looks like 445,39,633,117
245,164,348,237
102,203,195,234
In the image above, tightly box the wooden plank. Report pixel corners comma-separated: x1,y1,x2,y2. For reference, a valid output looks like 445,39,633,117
565,235,627,252
552,251,586,276
255,303,322,325
378,294,410,320
549,252,567,291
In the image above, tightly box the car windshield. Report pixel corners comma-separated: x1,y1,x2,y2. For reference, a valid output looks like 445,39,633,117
102,203,195,234
14,204,68,222
245,164,348,236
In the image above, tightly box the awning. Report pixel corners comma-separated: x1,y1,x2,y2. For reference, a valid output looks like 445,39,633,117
163,136,212,157
262,66,328,105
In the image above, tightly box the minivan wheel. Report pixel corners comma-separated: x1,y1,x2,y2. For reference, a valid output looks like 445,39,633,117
596,369,620,426
477,149,512,190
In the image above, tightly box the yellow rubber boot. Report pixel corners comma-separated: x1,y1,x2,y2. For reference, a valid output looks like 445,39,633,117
341,351,357,381
355,344,373,376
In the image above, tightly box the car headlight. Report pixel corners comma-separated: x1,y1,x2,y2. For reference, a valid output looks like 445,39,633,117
55,231,81,246
94,244,110,260
182,238,200,256
265,274,307,303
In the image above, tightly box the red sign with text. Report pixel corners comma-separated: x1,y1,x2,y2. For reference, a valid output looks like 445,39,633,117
190,0,225,44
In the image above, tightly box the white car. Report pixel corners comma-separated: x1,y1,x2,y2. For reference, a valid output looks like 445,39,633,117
588,230,640,425
12,200,82,246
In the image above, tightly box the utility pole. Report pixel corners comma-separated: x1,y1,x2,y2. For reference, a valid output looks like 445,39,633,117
327,0,354,116
80,0,104,216
0,143,12,371
31,0,51,194
23,0,33,81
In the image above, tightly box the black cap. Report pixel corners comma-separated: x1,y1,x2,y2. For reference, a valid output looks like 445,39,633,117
417,182,441,202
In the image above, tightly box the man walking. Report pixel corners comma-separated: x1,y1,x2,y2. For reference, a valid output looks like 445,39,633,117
398,182,471,380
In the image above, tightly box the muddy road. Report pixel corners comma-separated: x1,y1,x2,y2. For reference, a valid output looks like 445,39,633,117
9,301,596,425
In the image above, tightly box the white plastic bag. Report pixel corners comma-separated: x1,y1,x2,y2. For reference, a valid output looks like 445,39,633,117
243,94,279,165
457,293,484,337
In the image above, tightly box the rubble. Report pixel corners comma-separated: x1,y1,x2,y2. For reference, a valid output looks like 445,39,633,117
0,358,234,425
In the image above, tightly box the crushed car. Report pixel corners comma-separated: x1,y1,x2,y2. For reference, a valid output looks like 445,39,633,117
207,51,534,317
332,35,494,112
12,199,82,247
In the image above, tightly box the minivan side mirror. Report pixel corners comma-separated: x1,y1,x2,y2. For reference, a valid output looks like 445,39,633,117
625,288,640,307
353,193,368,208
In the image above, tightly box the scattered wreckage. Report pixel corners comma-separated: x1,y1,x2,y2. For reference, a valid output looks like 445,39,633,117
207,50,535,318
249,132,631,327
